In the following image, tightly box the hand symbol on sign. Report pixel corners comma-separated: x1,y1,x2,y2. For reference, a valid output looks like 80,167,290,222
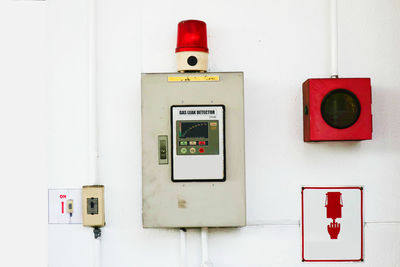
327,221,341,239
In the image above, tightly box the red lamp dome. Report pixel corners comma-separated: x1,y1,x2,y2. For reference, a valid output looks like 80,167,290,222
176,20,208,53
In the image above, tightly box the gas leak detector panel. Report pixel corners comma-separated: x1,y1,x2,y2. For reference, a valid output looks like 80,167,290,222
172,105,225,181
141,72,245,228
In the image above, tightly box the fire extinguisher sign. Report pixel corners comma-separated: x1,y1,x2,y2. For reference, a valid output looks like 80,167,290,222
301,187,363,262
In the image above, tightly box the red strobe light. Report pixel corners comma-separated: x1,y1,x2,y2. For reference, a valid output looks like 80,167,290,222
175,20,209,72
303,78,372,141
176,20,208,53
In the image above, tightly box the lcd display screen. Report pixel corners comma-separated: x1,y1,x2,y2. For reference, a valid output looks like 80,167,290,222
179,122,209,138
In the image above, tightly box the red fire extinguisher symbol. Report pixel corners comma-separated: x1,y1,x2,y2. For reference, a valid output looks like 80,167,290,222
325,192,343,239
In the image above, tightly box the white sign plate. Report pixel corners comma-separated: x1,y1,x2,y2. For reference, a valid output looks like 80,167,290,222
302,187,363,262
48,189,82,224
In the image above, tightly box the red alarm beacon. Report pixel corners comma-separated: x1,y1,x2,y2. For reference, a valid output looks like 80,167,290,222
176,20,208,72
303,78,372,141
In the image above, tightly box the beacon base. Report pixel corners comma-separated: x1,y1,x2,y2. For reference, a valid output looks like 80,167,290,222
176,51,208,72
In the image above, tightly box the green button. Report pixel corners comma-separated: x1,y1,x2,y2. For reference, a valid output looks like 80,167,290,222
180,141,187,146
180,148,187,154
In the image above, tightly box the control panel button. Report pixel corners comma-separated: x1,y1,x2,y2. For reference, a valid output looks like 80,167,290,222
179,141,188,146
190,147,196,154
199,148,205,153
198,141,206,145
210,122,217,127
189,141,197,146
180,148,187,154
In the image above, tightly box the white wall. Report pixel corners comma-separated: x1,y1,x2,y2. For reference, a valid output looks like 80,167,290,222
47,0,400,266
0,1,47,267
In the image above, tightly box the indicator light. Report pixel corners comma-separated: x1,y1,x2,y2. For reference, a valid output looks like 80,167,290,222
199,148,205,153
175,20,209,72
176,20,208,53
321,89,361,129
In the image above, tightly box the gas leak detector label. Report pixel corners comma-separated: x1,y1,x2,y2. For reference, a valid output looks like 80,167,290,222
178,109,216,115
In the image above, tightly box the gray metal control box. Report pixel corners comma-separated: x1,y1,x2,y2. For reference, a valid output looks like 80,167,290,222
142,72,246,228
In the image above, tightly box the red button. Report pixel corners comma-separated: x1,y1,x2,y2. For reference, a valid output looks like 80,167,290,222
198,141,206,145
199,148,205,153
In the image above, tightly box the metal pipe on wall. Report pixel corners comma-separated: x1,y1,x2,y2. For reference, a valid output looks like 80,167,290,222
88,0,98,186
330,0,339,78
180,229,187,267
87,0,101,266
201,227,213,267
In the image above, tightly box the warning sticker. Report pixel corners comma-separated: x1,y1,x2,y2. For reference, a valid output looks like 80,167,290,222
301,187,363,262
167,76,219,82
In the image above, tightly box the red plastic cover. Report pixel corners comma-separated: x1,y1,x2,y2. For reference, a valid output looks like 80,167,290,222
176,20,208,53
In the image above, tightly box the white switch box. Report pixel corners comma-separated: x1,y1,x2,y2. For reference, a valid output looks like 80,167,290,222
48,189,82,224
82,185,105,227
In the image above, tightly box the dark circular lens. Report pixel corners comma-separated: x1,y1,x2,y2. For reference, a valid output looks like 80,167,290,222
187,56,198,66
321,89,361,129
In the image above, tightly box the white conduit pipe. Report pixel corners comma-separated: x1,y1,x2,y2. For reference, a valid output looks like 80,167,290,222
88,0,101,267
88,0,98,186
180,229,187,267
330,0,339,78
201,227,213,267
93,236,101,267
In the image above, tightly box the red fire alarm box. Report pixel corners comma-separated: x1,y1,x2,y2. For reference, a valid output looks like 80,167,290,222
303,78,372,141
